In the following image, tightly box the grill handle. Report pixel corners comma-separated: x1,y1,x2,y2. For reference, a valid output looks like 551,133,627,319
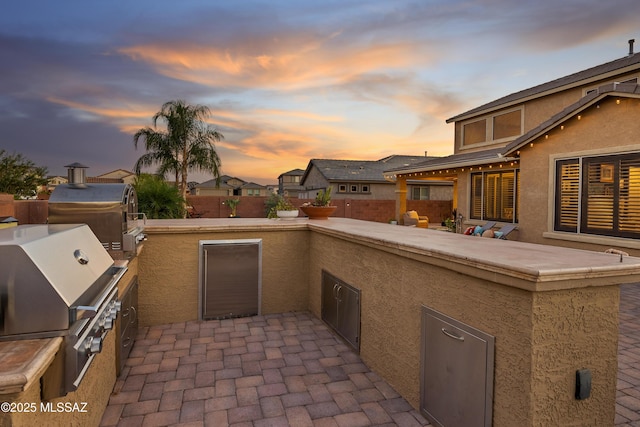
131,212,147,224
69,265,128,322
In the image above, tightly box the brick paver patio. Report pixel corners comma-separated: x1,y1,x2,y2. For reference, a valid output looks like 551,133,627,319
616,283,640,426
102,282,640,426
101,312,429,426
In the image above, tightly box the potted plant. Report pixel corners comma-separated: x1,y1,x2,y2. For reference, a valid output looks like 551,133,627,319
300,187,337,219
269,196,299,219
225,198,240,217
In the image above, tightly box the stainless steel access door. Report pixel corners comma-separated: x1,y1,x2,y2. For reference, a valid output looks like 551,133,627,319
199,239,262,320
420,306,495,427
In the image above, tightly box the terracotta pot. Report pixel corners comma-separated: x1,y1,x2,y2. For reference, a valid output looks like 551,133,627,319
299,206,337,220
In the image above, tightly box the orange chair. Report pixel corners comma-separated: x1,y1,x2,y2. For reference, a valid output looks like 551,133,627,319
402,211,429,228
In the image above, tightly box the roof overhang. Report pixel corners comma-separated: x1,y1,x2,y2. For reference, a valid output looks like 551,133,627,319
383,151,518,181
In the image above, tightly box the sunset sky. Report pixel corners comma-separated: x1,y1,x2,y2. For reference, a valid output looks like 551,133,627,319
1,1,639,184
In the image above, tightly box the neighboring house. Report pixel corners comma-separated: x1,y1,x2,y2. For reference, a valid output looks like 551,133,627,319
43,175,68,193
192,175,271,196
192,175,237,196
278,169,305,197
300,155,453,200
386,41,640,254
238,182,270,197
96,169,136,184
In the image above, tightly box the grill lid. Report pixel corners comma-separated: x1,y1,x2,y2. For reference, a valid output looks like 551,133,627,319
49,183,132,204
0,224,117,337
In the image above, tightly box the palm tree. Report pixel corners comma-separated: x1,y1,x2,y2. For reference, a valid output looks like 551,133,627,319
133,100,224,200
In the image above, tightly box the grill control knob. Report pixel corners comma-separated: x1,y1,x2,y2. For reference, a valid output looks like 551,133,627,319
86,336,103,354
104,317,114,330
114,300,122,312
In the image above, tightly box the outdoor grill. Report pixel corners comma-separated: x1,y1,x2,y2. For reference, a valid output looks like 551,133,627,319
48,163,146,260
0,224,127,395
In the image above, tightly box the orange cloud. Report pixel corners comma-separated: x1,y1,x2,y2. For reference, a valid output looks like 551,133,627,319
46,97,153,120
117,35,426,90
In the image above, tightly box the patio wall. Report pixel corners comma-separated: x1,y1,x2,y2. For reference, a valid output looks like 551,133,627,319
6,196,451,225
137,226,310,326
307,229,619,426
138,218,639,427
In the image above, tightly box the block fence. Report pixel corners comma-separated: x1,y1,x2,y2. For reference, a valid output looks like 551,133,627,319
1,193,452,226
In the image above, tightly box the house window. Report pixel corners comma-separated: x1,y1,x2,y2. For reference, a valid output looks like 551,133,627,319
412,187,430,200
470,170,519,222
361,184,370,193
554,153,640,238
493,110,521,140
350,185,358,192
462,107,523,146
463,119,486,145
338,184,347,193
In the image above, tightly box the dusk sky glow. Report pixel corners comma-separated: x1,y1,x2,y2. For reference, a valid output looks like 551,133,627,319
1,1,639,184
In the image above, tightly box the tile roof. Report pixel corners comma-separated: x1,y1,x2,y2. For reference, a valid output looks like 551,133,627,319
194,178,232,189
278,168,305,178
239,181,266,189
447,52,640,123
303,155,433,183
384,148,507,174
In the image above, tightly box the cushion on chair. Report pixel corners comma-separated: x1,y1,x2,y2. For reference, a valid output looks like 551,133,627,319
403,211,428,228
406,211,419,220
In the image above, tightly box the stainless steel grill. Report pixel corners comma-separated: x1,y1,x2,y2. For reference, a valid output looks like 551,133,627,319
0,224,127,395
48,163,146,259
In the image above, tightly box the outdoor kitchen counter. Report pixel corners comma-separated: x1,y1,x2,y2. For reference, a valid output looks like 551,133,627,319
0,337,62,394
140,217,640,426
144,217,640,290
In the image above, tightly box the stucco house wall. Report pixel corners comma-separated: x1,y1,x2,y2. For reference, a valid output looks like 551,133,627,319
516,95,640,255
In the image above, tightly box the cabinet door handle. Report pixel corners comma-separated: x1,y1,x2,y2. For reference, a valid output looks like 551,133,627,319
336,285,343,302
441,328,464,341
130,306,137,324
333,283,339,299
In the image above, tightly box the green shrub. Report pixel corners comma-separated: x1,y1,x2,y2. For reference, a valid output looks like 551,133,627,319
134,174,186,219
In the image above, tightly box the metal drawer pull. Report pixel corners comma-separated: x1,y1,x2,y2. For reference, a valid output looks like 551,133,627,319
441,328,465,341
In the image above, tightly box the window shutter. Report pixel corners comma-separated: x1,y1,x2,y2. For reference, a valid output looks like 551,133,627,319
619,158,640,234
555,160,579,232
471,174,483,219
584,162,615,231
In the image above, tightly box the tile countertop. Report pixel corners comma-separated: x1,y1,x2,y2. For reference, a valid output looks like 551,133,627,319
143,218,640,292
0,337,62,394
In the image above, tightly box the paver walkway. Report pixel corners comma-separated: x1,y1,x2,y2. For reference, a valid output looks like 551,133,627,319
100,311,429,426
616,283,640,426
102,283,640,426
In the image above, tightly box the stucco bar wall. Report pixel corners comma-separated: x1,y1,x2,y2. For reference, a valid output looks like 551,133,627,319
138,219,311,326
141,218,640,427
